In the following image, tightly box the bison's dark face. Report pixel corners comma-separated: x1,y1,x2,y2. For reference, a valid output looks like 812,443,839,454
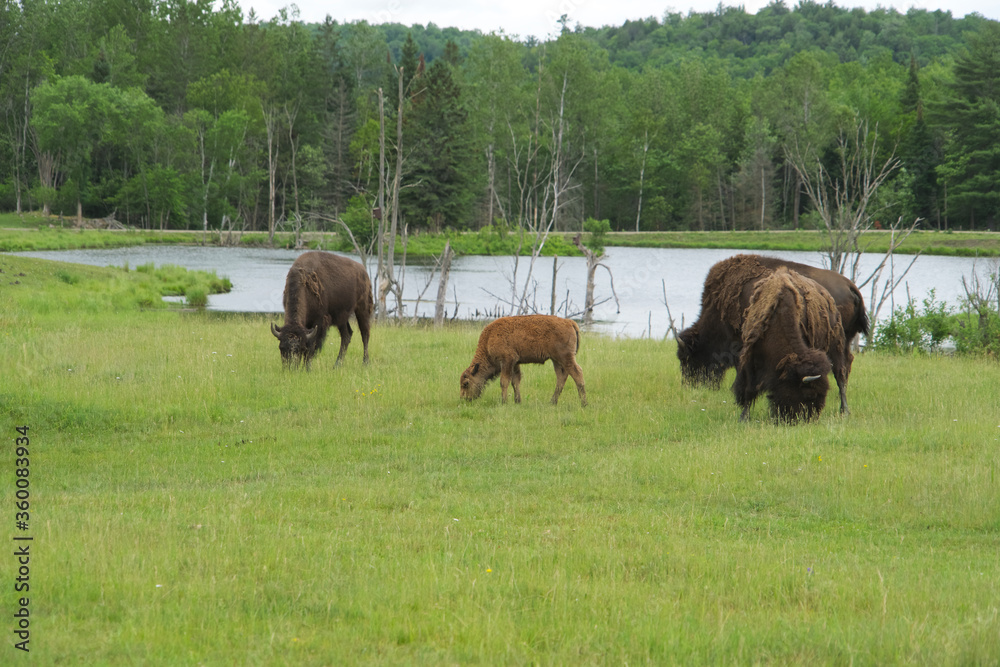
769,350,832,422
459,363,485,400
676,327,734,389
271,322,318,368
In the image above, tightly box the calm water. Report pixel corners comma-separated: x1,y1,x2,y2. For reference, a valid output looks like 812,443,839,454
10,245,993,338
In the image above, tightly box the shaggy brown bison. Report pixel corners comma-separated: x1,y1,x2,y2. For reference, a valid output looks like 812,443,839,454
459,315,587,406
676,253,868,413
270,251,373,368
732,267,849,422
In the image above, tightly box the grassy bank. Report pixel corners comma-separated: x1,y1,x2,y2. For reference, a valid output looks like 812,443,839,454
0,254,231,310
5,211,1000,257
2,256,999,664
604,229,1000,257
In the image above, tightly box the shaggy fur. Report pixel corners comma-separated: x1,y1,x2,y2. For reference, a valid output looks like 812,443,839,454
270,251,373,368
460,315,586,406
676,253,867,413
732,267,848,422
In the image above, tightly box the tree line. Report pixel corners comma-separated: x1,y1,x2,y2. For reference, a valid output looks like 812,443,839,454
1,0,998,238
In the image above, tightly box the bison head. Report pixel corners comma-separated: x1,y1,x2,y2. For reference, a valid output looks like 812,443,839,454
676,326,736,389
271,322,319,368
459,362,490,400
769,350,832,422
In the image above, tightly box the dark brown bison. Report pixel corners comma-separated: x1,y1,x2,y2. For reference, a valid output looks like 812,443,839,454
676,254,868,414
270,251,373,368
460,315,586,406
732,267,849,422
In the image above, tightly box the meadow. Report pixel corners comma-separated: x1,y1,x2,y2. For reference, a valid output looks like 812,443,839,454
2,254,999,664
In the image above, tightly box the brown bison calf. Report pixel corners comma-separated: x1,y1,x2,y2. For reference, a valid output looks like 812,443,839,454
459,315,587,406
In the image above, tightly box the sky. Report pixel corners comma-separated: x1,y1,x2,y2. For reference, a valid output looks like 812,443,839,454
234,0,999,40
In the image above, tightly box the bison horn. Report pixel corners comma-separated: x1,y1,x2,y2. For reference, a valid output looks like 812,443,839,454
305,325,319,342
676,337,687,350
802,375,822,383
270,322,282,339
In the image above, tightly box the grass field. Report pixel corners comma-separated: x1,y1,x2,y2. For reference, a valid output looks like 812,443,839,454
2,254,1000,664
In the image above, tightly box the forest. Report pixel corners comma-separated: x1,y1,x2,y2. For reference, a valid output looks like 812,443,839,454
1,0,998,238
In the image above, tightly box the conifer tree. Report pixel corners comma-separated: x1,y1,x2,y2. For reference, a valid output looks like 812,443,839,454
899,57,940,225
938,23,1000,229
401,51,474,230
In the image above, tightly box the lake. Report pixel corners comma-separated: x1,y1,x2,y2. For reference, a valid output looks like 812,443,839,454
10,245,994,338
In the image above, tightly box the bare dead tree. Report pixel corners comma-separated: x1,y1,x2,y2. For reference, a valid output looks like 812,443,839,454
494,72,586,316
786,117,921,329
283,100,301,218
550,256,559,315
434,240,453,326
960,258,1000,345
661,278,680,341
262,102,280,245
635,129,650,232
375,70,407,321
312,211,378,271
572,232,620,325
855,221,922,328
219,213,246,247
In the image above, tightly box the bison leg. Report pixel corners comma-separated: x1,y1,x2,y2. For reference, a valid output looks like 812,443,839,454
836,367,850,415
335,322,353,364
551,360,586,407
831,347,851,415
356,310,371,364
550,361,568,405
732,364,758,421
569,362,587,407
511,364,523,403
499,361,515,404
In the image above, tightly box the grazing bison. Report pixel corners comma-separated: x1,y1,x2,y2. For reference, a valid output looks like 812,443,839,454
732,267,848,422
270,251,373,368
460,315,587,406
676,254,868,414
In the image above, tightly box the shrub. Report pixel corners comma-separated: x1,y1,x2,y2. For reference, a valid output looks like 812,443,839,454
583,218,611,255
870,290,956,353
55,269,80,285
340,194,378,251
186,287,208,308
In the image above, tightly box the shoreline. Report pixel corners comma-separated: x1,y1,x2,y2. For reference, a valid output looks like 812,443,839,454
2,216,999,258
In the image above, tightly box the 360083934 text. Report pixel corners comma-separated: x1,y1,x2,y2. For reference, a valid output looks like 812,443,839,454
13,425,31,653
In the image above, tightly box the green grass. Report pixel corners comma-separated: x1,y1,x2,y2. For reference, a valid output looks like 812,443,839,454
5,211,1000,257
2,256,1000,664
604,229,1000,257
0,255,230,314
0,213,301,251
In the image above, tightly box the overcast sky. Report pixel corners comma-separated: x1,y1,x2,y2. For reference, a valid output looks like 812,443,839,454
234,0,998,40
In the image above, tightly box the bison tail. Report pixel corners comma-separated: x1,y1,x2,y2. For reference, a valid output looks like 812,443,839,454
847,284,871,338
857,305,871,338
572,319,581,353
